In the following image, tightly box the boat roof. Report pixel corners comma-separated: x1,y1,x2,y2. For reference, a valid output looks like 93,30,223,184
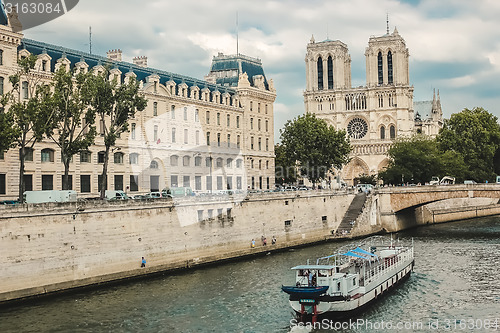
291,265,336,270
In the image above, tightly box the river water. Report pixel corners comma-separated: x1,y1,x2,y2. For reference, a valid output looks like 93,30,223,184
1,216,499,332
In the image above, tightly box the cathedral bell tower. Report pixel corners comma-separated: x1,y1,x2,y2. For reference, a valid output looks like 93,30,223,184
365,27,409,87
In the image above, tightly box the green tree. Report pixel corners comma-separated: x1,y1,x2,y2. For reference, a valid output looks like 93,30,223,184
0,94,17,153
43,68,97,190
378,135,466,185
279,113,351,185
88,71,147,199
274,143,296,185
437,107,500,182
355,173,377,186
8,54,55,201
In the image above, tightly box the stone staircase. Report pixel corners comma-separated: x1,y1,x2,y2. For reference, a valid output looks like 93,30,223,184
336,192,368,235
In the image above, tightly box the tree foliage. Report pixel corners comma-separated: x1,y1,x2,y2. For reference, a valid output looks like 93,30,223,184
355,174,377,186
43,68,97,190
87,72,147,198
279,113,351,184
274,143,296,184
437,107,500,182
378,135,466,185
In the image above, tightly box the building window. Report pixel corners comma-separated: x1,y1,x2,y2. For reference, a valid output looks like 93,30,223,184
217,133,221,147
99,118,105,136
130,175,139,192
258,103,261,113
237,135,240,149
0,173,5,194
206,157,212,168
390,125,396,139
388,51,393,85
327,56,333,89
195,176,202,190
98,151,106,163
170,155,178,166
378,52,383,85
217,112,220,125
21,148,33,161
80,175,91,193
171,175,178,188
42,175,53,190
195,109,199,122
183,175,190,187
265,104,268,114
227,114,230,127
0,150,3,159
236,116,240,128
250,101,253,111
206,132,210,146
41,148,54,162
0,77,4,95
258,138,262,151
22,81,28,99
0,49,3,65
251,137,254,150
114,175,123,191
266,177,270,190
266,160,269,169
150,160,158,169
206,111,210,124
217,176,223,190
154,125,158,142
183,156,190,166
227,134,231,148
265,120,268,132
153,102,158,116
23,174,33,191
184,129,188,144
171,105,176,119
236,159,242,168
114,152,124,164
129,153,138,165
196,130,200,145
195,156,202,166
227,158,232,168
80,150,91,163
184,107,188,121
258,119,261,131
197,210,203,221
317,56,323,90
266,138,269,151
227,176,232,190
216,157,223,168
250,118,253,130
236,176,242,190
171,127,176,143
380,126,386,140
131,123,136,140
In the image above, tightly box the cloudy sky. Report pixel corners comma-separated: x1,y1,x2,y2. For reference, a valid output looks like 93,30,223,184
24,0,500,141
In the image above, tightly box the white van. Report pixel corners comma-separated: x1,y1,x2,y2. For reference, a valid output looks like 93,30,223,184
105,190,129,200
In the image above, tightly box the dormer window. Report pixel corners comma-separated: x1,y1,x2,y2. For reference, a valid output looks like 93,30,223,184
42,60,47,72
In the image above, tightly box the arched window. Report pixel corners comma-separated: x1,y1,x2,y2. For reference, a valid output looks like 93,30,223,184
153,102,158,116
216,157,223,168
387,51,393,85
170,155,178,166
317,56,323,90
22,81,28,99
390,125,396,139
41,148,54,162
377,52,383,85
227,158,233,168
150,160,158,169
194,156,202,166
113,152,124,164
327,56,333,89
183,156,190,167
380,126,385,140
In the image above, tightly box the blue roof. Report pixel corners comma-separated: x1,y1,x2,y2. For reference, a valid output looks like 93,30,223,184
209,53,268,89
19,38,237,98
0,3,8,26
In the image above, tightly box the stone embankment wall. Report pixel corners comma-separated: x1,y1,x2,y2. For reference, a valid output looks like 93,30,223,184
0,191,353,303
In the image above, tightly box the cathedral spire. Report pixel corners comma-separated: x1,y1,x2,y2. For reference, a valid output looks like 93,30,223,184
386,13,389,34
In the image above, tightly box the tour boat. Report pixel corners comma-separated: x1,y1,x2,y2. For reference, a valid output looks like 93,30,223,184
281,236,414,322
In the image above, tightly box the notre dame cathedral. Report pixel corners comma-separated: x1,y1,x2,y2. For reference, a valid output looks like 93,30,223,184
304,27,443,185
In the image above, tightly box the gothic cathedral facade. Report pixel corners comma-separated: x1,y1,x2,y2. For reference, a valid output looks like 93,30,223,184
304,28,443,185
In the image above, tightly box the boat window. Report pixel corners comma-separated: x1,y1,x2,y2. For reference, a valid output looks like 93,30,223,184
318,270,328,277
298,270,307,276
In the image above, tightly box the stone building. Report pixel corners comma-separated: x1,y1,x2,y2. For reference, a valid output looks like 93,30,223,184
304,27,442,185
0,16,276,199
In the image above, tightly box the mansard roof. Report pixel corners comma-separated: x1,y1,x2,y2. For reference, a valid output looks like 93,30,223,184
414,101,433,119
208,53,269,89
20,38,237,96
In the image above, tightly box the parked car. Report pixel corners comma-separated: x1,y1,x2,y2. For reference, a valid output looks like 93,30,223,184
132,194,148,200
145,192,162,199
464,180,477,185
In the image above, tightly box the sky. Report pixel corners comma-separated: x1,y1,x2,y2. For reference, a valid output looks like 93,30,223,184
22,0,500,142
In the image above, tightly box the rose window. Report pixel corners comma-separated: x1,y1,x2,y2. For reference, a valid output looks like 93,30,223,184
347,118,368,139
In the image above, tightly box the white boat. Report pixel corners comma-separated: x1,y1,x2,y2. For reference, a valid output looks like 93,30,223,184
281,236,414,322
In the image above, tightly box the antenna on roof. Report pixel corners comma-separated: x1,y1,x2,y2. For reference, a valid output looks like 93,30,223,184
326,22,329,40
236,11,239,55
89,26,92,54
386,12,389,34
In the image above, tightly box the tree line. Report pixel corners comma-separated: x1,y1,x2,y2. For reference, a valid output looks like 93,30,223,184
0,55,147,201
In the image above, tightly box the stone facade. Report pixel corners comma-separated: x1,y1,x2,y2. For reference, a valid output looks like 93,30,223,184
304,28,443,185
0,19,276,199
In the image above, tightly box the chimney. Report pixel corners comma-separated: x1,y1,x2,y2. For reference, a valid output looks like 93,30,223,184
133,56,148,68
107,49,122,62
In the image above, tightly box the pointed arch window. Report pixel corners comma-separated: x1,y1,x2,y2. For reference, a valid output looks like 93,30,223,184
327,56,333,89
387,51,393,85
377,52,383,85
380,126,385,140
317,56,323,90
389,125,396,139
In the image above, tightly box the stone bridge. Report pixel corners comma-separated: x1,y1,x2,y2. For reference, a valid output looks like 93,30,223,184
374,184,500,232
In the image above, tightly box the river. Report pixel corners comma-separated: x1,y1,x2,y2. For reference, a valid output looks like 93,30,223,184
0,216,499,332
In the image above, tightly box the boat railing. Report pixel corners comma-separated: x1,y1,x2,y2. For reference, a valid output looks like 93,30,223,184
363,247,413,285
